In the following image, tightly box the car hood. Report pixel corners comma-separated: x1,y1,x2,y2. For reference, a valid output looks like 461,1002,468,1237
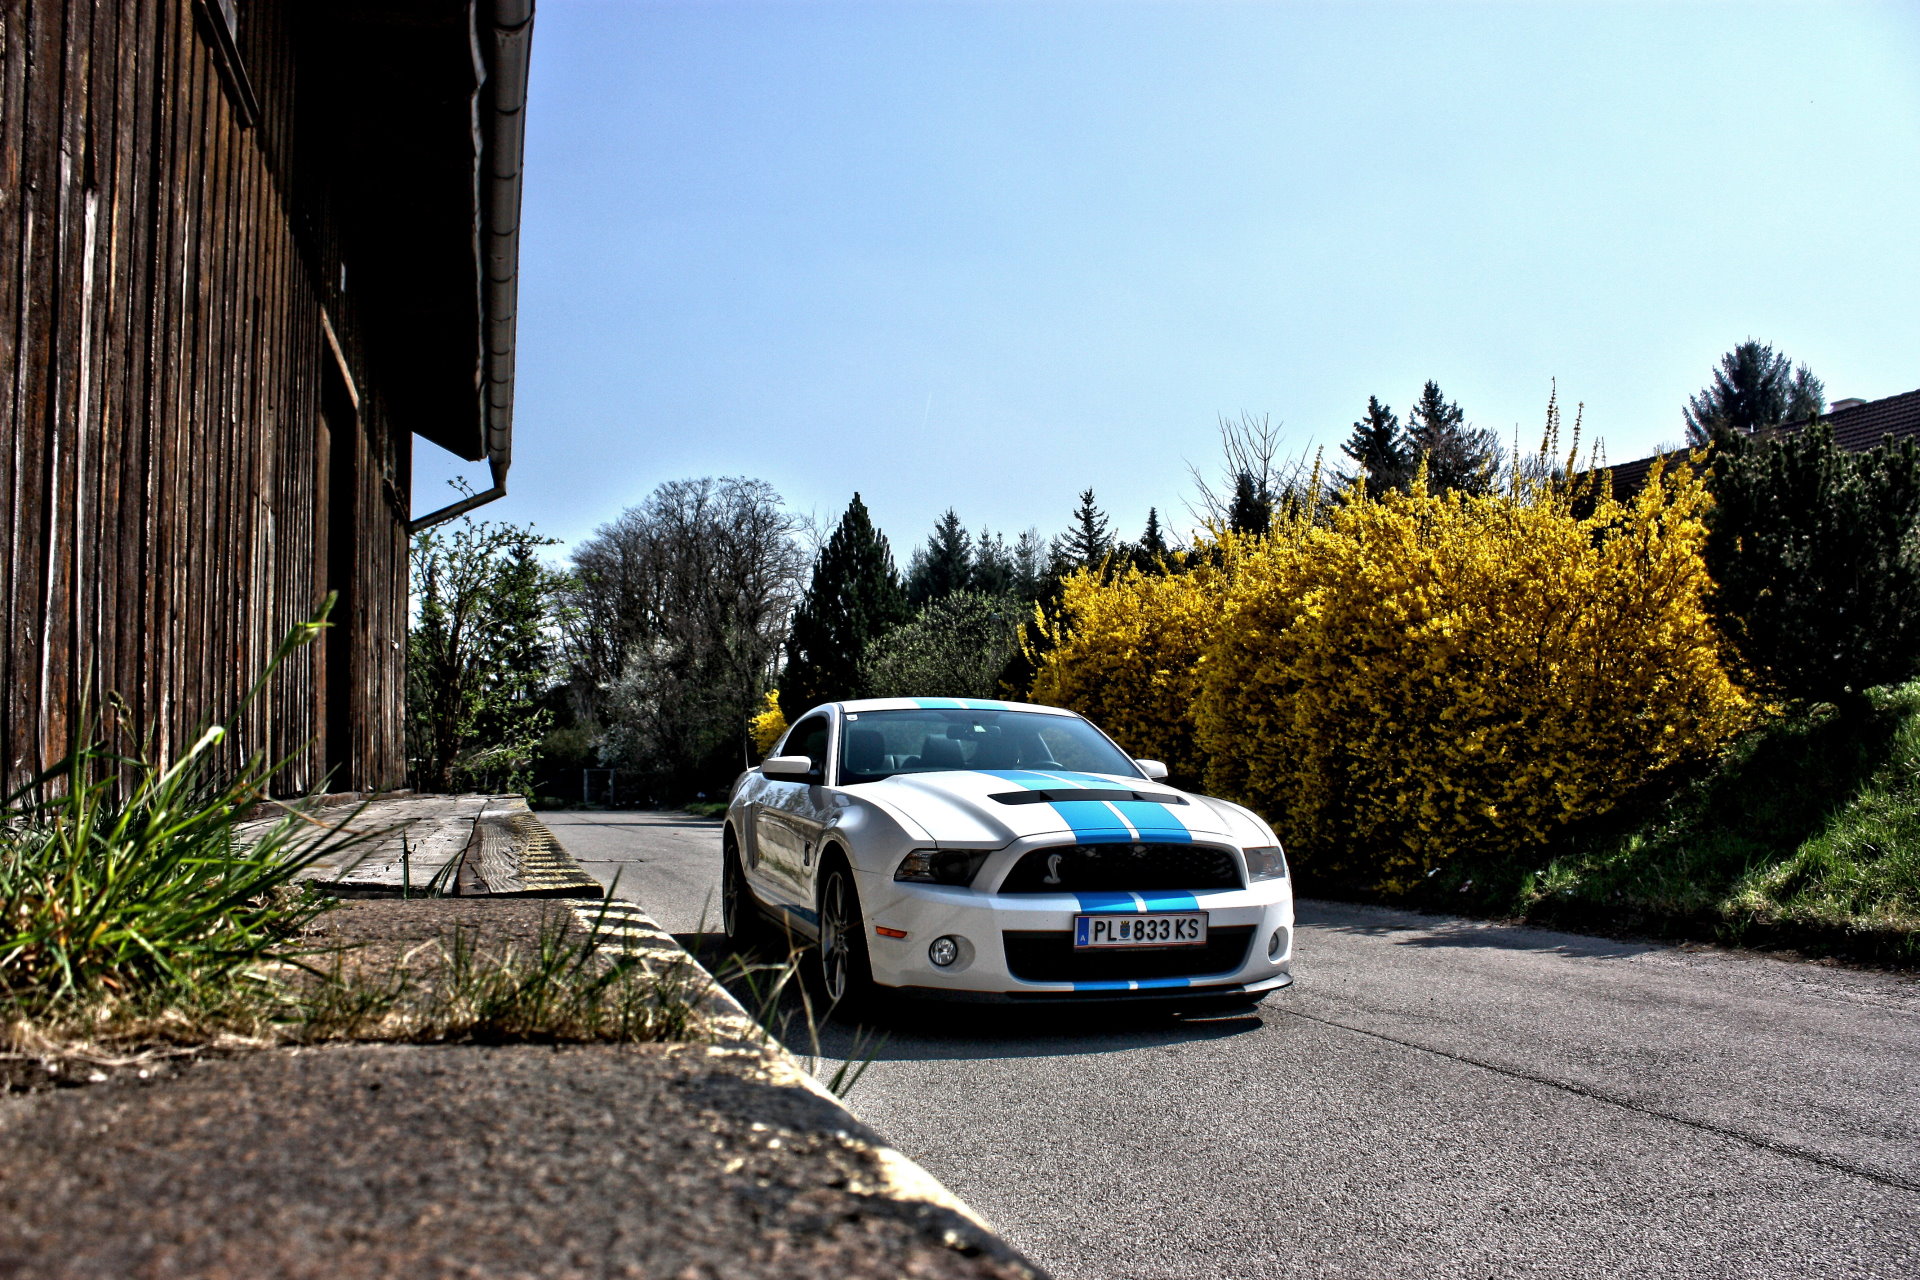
849,768,1245,849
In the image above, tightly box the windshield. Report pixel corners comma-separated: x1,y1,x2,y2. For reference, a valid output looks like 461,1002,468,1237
838,708,1142,785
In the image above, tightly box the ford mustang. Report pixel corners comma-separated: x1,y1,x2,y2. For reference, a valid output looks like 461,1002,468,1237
722,697,1295,1011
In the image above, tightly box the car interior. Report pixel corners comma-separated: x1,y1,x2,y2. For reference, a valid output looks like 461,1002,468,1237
843,720,1062,777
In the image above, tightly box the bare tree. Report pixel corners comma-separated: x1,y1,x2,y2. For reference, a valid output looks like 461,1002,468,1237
558,477,806,800
1185,412,1324,532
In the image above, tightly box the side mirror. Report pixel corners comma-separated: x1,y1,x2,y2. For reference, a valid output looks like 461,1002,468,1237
762,755,819,781
1135,759,1169,781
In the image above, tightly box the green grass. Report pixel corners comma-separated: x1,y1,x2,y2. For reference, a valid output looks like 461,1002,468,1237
0,612,357,1017
293,915,706,1046
1434,681,1920,963
6,912,716,1076
682,800,728,819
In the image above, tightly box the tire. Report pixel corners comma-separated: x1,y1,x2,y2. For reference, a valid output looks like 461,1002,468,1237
815,856,875,1016
721,836,766,952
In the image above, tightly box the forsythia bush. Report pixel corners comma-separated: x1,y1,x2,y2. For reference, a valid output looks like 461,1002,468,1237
1028,559,1222,785
1033,463,1750,889
748,690,787,758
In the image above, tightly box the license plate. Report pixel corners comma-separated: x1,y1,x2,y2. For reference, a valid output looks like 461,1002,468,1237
1073,912,1208,949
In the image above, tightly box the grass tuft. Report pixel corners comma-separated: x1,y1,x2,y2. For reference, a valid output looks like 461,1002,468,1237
293,913,707,1046
0,607,364,1017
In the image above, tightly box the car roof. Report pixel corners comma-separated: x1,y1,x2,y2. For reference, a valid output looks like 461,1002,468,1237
830,697,1079,717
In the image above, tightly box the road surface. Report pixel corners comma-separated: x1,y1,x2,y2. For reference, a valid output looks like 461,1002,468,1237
546,809,1920,1279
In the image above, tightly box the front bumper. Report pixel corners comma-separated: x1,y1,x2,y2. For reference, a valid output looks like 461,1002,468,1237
857,870,1296,1000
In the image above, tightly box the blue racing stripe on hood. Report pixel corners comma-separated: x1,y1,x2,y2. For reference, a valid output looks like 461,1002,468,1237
1107,799,1192,843
976,769,1177,843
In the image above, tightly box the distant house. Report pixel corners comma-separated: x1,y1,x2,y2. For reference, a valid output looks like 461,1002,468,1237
0,1,534,794
1597,386,1920,501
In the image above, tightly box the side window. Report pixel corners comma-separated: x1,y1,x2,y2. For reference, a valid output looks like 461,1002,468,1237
787,716,831,774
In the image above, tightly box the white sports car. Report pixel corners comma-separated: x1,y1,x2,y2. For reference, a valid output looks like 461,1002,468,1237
723,697,1295,1011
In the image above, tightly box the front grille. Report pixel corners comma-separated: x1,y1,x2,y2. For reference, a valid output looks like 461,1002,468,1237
1002,927,1255,983
997,842,1242,893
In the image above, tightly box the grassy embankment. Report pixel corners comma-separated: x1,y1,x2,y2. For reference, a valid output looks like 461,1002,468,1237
1417,680,1920,965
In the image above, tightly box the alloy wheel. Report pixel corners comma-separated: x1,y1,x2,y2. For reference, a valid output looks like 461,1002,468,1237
722,851,743,939
819,871,851,1002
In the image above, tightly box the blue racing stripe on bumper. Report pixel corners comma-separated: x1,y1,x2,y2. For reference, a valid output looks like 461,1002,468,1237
1072,891,1139,913
1071,977,1194,992
1135,890,1200,911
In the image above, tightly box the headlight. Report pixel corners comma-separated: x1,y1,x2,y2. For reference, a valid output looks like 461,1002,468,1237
1244,845,1289,882
894,848,991,886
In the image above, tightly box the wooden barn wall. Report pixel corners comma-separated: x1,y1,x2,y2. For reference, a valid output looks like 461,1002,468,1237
0,0,411,796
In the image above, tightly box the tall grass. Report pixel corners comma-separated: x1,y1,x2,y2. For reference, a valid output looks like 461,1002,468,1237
0,605,360,1018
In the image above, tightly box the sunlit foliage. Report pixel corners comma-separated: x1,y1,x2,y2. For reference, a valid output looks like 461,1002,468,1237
1032,455,1750,890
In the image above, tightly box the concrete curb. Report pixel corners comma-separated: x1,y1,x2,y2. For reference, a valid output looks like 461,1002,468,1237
243,793,605,900
564,893,1042,1273
459,796,604,898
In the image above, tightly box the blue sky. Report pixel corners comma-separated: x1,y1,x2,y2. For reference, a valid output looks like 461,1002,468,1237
414,0,1920,560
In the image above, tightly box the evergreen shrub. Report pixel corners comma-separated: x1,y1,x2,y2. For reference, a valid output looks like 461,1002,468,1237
1705,424,1920,705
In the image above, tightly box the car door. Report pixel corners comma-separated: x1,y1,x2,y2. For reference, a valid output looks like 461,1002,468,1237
751,712,836,933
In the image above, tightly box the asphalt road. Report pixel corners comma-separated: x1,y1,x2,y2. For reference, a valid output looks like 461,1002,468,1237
546,809,1920,1279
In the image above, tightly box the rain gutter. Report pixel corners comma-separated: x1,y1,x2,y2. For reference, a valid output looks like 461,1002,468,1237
409,0,535,535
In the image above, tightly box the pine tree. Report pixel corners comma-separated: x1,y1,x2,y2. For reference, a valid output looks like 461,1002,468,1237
1684,340,1826,448
778,494,908,718
1227,472,1274,535
1338,396,1413,494
970,529,1015,595
1408,380,1500,496
1011,529,1048,601
1131,508,1170,571
1054,489,1113,572
905,509,972,605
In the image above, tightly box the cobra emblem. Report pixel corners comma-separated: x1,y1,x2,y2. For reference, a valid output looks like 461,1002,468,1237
1042,852,1065,885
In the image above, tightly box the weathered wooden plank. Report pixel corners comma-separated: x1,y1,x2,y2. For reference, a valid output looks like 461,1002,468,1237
11,0,66,775
0,0,32,777
2,0,426,796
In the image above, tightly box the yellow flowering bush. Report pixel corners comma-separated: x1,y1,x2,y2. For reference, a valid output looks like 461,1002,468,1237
1033,463,1750,889
748,690,787,758
1029,559,1221,785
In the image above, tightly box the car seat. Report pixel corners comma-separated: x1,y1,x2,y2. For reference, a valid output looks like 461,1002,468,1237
845,728,887,775
916,736,967,768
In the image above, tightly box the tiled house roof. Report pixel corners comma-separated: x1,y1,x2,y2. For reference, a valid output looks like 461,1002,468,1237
1598,385,1920,500
1825,387,1920,454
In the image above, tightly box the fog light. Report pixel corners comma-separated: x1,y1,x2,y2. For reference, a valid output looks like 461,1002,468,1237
929,936,960,967
1267,926,1289,960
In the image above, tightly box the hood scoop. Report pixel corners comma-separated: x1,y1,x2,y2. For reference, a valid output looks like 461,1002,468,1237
990,788,1187,806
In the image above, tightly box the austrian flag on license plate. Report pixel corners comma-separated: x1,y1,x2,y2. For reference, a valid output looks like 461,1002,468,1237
1074,912,1208,949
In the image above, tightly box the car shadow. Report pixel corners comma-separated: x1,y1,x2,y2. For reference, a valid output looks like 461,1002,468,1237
674,930,1272,1063
1296,899,1664,960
